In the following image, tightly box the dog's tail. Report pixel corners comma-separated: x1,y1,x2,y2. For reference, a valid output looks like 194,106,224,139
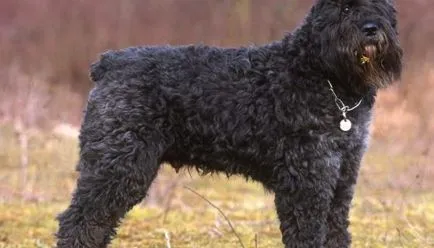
89,51,114,82
89,48,143,82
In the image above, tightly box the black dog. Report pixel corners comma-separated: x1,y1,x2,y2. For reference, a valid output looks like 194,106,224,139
57,0,402,247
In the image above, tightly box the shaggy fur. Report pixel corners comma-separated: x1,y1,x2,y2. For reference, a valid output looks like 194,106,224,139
57,0,402,247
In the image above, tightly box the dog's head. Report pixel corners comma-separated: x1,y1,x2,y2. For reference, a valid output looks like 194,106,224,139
308,0,403,90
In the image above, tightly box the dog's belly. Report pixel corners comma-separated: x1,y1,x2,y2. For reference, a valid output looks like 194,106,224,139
161,130,276,181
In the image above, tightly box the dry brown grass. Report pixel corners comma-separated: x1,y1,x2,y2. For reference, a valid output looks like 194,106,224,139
0,125,432,247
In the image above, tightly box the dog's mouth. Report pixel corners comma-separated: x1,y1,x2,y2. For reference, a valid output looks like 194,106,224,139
363,45,377,58
356,44,378,65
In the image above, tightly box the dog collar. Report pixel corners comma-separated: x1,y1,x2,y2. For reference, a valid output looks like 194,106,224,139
326,80,363,132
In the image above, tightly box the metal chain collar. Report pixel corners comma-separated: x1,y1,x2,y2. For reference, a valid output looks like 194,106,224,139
326,80,363,118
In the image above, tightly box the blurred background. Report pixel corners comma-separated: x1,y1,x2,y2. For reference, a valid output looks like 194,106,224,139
0,0,433,247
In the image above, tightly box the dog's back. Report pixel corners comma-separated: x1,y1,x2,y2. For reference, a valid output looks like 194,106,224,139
89,45,256,85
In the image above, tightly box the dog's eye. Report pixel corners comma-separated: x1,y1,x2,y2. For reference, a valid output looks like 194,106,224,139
343,6,351,13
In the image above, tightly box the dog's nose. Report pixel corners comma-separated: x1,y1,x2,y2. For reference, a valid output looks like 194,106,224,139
362,22,379,36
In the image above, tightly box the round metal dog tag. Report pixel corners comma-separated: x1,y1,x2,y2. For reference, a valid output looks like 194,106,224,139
340,119,352,132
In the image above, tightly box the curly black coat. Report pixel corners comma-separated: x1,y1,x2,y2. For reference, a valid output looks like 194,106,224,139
57,0,402,247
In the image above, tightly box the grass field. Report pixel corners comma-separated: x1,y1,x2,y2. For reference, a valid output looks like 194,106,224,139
0,125,433,248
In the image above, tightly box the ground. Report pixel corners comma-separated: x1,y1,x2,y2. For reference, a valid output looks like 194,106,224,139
0,125,433,248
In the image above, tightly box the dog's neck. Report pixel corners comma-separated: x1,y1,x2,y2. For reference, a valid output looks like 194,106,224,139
326,78,377,109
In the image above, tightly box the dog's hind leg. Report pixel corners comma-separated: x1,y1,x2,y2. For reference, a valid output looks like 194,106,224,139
56,130,163,248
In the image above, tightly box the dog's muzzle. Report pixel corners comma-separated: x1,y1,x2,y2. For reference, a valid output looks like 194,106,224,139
357,21,387,64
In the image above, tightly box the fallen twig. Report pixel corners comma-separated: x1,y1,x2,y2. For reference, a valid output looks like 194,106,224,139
184,186,246,248
254,233,258,248
157,229,172,248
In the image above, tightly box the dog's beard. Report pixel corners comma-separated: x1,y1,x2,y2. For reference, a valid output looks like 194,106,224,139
354,31,403,88
320,26,403,90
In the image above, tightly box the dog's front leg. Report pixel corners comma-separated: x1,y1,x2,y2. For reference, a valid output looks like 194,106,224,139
272,156,340,248
325,151,363,248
